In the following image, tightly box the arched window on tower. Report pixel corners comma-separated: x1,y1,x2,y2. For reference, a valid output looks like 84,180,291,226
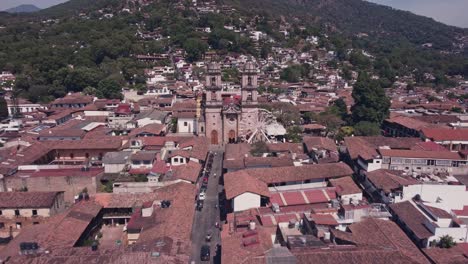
211,77,216,86
247,76,252,86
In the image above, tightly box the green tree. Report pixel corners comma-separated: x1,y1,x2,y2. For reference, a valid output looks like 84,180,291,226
437,235,456,249
97,79,122,99
353,121,381,136
0,97,8,119
333,98,348,118
285,126,303,143
351,72,390,125
183,38,208,62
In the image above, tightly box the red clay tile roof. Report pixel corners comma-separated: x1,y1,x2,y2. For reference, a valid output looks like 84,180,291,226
385,115,433,131
309,213,339,225
128,123,166,137
365,169,418,194
332,218,429,264
225,143,252,160
0,191,61,209
411,141,450,151
38,129,85,138
171,161,201,183
267,143,304,154
50,138,123,150
224,170,270,199
389,201,433,240
303,136,337,152
423,245,468,264
344,136,421,160
422,128,468,142
329,176,362,196
379,149,463,160
226,163,353,185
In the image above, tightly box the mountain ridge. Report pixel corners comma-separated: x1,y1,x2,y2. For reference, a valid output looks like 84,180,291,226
5,4,41,13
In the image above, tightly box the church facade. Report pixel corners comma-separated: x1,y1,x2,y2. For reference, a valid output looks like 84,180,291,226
203,61,260,145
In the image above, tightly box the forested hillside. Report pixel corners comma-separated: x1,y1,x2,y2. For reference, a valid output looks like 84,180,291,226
0,0,467,103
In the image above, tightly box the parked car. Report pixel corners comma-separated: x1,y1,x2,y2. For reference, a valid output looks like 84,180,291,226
203,177,209,184
199,192,206,201
196,200,204,211
200,245,210,261
200,186,207,193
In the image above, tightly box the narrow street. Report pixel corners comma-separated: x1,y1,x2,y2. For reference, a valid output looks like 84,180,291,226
190,149,224,263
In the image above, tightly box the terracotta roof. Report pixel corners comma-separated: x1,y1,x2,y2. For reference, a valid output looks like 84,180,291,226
243,156,294,168
0,191,61,209
38,129,85,138
411,141,450,151
224,170,270,199
344,136,421,160
423,244,468,264
128,123,166,137
51,93,93,105
303,136,337,152
50,138,123,150
365,170,418,194
267,143,304,154
130,151,157,161
225,143,252,160
332,218,429,264
385,115,432,131
422,128,468,142
389,201,433,240
329,176,361,196
379,149,463,160
171,161,201,183
226,163,353,185
309,213,339,226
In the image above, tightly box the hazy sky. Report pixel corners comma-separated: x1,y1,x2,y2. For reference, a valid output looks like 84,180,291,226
369,0,468,28
1,0,467,28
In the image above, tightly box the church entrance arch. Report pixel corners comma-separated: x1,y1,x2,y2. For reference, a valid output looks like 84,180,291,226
211,130,218,145
228,130,236,144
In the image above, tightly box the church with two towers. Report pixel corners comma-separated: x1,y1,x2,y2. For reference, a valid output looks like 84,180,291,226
202,61,260,145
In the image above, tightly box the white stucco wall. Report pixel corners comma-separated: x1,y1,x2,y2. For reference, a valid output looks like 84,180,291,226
402,184,468,211
177,118,196,134
104,164,126,174
268,179,326,192
233,192,261,212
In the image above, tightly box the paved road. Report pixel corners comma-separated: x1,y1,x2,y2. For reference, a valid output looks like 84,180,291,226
190,150,224,263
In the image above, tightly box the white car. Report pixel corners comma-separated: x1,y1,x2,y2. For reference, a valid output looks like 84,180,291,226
199,192,206,201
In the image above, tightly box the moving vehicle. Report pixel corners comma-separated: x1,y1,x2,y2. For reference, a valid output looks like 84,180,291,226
200,245,210,261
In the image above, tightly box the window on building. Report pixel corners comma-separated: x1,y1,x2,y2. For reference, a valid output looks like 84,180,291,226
70,153,74,159
14,210,20,216
33,222,39,225
427,160,436,166
16,222,22,229
174,158,178,163
0,210,2,215
32,210,37,216
184,122,188,126
0,223,4,229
